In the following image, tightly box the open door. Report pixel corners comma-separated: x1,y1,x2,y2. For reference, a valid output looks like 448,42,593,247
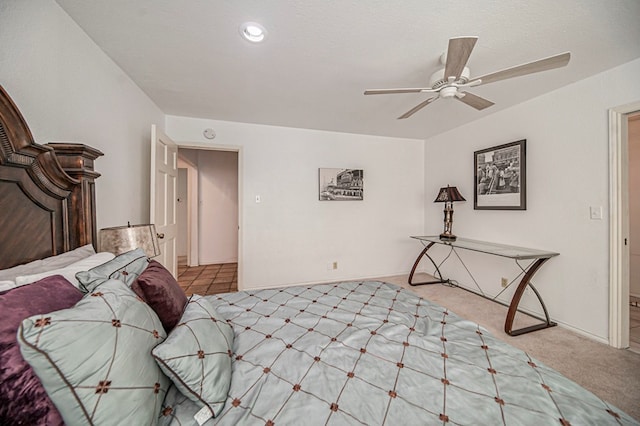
150,125,178,277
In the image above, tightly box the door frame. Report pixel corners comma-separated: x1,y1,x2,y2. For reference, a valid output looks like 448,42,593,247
177,142,243,290
609,101,640,348
177,156,199,267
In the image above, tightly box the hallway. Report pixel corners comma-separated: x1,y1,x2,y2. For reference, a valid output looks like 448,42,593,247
177,257,238,296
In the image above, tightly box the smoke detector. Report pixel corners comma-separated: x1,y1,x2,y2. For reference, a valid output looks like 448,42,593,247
203,128,216,140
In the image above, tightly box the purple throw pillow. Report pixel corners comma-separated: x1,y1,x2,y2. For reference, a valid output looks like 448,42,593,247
0,275,83,426
131,260,188,333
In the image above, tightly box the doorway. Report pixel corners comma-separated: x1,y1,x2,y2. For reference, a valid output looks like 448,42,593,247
176,146,241,288
609,103,640,350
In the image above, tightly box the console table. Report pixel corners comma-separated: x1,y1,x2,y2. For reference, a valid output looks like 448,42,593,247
408,236,559,336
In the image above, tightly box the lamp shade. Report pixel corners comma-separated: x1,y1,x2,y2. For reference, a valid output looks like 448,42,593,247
434,186,466,203
98,224,161,258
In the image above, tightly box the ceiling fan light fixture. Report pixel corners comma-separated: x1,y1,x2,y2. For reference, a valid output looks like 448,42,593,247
240,22,267,43
440,86,458,99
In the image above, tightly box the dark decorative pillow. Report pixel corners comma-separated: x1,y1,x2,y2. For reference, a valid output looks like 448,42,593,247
0,275,83,426
131,260,188,332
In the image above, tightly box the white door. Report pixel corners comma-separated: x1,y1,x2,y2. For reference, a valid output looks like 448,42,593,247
150,125,178,277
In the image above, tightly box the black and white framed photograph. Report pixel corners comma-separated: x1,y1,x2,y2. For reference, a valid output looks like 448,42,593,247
474,139,526,210
318,168,363,201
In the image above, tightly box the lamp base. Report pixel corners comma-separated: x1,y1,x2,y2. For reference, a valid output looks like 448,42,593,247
439,233,457,242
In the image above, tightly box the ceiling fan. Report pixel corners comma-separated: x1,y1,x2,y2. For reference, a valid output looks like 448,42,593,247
364,36,570,119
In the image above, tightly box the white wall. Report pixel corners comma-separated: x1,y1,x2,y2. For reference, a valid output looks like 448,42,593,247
629,115,640,297
0,0,165,229
166,117,425,290
423,58,640,341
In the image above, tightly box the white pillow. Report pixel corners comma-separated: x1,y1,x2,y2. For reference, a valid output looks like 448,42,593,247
0,244,96,281
0,280,15,292
38,244,97,270
15,252,115,289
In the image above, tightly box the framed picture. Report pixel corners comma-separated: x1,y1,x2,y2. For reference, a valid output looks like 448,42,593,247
318,168,363,201
474,140,526,210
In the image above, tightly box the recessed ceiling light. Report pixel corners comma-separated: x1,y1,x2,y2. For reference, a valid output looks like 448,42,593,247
240,22,266,43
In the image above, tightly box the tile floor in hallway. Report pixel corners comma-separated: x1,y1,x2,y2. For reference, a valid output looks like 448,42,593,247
177,258,237,296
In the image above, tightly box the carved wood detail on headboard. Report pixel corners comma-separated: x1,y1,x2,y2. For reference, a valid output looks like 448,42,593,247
0,85,103,269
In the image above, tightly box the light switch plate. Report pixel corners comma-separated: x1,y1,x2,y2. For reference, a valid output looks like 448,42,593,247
589,206,602,220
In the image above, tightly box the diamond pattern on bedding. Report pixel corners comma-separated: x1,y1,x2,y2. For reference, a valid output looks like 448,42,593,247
158,281,638,425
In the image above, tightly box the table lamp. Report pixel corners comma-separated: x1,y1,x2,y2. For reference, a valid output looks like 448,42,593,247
434,186,465,241
98,223,161,257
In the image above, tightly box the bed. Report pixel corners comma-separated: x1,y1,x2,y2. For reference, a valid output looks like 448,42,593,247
0,85,637,426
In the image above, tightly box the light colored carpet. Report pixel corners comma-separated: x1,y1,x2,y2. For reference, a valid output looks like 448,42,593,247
370,272,640,421
631,299,640,349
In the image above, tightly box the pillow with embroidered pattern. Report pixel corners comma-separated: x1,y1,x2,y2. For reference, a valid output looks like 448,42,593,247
18,279,170,426
152,295,234,419
76,248,149,293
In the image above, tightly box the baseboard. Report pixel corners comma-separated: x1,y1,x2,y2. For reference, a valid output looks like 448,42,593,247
552,320,610,345
198,258,238,265
449,282,611,346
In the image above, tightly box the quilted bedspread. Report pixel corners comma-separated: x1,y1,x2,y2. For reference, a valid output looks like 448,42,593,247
161,281,637,425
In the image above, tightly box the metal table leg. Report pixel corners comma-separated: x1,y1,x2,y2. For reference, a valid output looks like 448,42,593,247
408,242,449,286
504,257,557,336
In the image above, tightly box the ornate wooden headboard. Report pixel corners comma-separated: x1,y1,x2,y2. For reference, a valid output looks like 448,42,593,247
0,85,102,269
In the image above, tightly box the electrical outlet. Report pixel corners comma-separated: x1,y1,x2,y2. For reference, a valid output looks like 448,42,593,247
501,277,508,288
332,261,338,270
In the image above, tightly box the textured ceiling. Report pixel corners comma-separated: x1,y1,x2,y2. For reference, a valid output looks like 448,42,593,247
56,0,640,140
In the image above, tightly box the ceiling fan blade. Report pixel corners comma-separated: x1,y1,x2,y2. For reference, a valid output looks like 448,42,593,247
444,36,478,80
455,91,494,110
398,97,438,119
471,52,570,86
364,88,432,95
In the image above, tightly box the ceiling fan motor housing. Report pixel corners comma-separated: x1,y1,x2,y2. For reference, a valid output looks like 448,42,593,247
429,66,471,90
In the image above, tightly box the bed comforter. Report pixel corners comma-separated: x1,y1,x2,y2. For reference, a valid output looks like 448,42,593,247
160,281,637,425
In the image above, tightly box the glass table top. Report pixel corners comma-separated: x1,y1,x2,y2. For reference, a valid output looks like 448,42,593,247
410,236,559,260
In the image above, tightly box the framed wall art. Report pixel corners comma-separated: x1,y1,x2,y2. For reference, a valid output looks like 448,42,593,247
474,139,526,210
318,168,363,201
